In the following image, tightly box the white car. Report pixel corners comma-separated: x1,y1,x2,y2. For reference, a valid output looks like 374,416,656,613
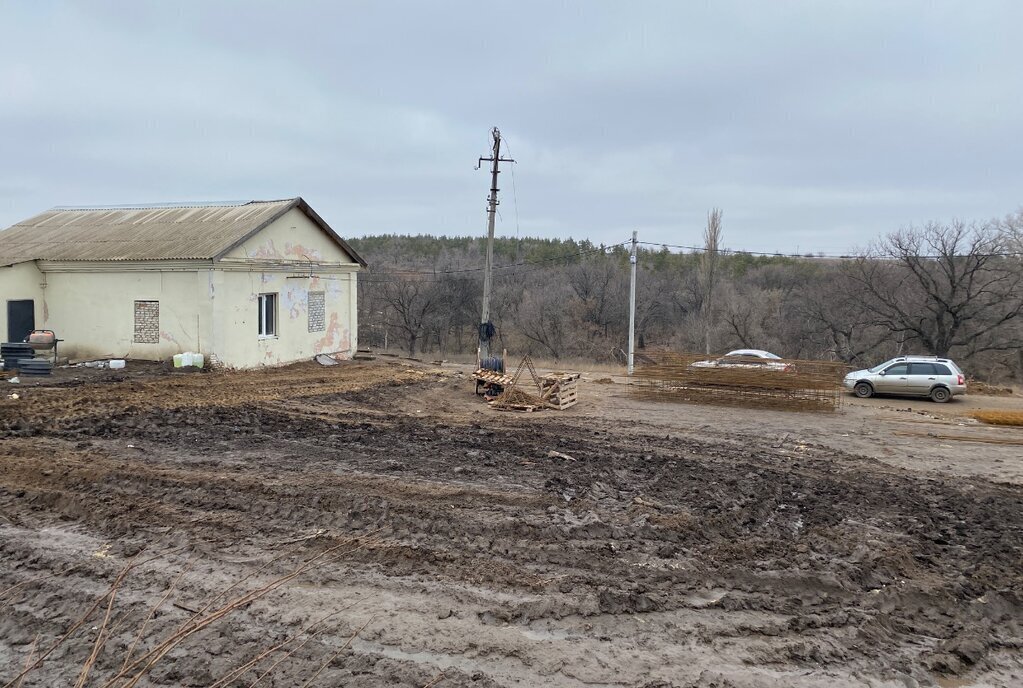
690,349,791,371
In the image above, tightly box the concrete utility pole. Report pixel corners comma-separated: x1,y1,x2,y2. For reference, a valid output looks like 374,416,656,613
627,230,638,375
476,127,514,363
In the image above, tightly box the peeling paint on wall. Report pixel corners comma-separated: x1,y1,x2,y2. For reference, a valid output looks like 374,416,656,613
246,239,324,262
312,311,351,356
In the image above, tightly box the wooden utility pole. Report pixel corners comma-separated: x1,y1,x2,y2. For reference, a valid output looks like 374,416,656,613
476,127,514,364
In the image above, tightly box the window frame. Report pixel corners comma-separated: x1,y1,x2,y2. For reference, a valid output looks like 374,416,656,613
883,363,910,376
257,292,278,339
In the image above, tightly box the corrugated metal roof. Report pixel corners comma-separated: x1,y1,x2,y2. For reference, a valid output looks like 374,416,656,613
0,198,366,266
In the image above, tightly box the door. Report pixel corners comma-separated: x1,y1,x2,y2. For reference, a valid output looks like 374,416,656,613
876,362,910,393
907,362,938,395
6,300,34,342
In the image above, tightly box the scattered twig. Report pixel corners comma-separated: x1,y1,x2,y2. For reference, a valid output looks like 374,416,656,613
276,529,327,546
121,558,195,672
298,618,372,688
422,671,446,687
13,634,38,688
209,597,366,686
1,544,186,688
245,592,370,682
105,536,378,688
74,562,125,688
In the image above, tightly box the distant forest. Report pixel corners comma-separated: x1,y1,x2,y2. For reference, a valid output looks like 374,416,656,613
349,211,1023,382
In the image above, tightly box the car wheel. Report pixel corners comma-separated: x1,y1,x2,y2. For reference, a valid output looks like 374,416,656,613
930,386,951,403
853,382,873,399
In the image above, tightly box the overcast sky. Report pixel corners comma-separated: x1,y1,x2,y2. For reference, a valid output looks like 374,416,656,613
1,1,1020,254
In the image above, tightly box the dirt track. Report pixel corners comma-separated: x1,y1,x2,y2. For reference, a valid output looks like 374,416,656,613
2,361,1022,687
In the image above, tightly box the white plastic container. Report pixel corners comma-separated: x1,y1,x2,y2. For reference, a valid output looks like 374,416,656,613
109,359,126,369
172,352,203,368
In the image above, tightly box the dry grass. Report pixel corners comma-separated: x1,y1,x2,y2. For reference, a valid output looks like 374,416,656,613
971,410,1023,427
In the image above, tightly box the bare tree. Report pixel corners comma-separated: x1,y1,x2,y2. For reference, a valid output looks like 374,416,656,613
379,276,443,356
698,208,723,354
844,221,1023,358
516,284,570,360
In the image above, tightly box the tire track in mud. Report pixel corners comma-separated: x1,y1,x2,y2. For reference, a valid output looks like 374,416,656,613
2,365,1023,685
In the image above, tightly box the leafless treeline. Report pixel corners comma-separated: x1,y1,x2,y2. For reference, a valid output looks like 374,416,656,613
351,210,1023,381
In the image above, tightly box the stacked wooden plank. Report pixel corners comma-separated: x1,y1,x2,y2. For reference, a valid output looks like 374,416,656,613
472,368,513,386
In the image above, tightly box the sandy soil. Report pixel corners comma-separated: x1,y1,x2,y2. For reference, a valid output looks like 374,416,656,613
1,360,1021,687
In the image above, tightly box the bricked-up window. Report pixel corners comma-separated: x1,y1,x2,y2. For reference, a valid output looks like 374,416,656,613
258,293,277,337
133,301,159,343
308,291,326,332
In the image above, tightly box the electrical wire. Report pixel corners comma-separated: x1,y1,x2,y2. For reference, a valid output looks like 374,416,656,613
636,241,858,259
501,136,522,240
637,240,1022,260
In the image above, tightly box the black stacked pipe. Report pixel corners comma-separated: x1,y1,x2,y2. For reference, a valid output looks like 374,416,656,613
1,342,39,373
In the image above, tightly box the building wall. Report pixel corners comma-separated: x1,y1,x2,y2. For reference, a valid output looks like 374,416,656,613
223,206,359,265
39,267,203,360
18,207,361,366
211,206,361,367
0,261,44,341
209,268,357,368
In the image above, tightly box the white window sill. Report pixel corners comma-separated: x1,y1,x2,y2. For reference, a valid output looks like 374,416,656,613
257,335,278,340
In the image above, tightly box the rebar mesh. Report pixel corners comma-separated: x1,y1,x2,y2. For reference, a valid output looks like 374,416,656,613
629,352,849,412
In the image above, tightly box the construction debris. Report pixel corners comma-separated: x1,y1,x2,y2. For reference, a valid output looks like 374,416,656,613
630,351,847,412
480,355,580,412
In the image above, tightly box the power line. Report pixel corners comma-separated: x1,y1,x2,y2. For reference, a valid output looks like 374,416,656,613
501,136,522,240
636,241,858,259
637,240,1022,260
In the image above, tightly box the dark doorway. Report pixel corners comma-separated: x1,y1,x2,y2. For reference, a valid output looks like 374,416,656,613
7,300,35,342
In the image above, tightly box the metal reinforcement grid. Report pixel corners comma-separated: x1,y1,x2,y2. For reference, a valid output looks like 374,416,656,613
629,352,849,412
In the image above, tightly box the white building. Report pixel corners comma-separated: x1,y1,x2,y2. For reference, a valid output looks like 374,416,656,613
0,198,365,368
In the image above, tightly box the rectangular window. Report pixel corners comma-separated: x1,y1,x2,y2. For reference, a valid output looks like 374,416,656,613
258,293,277,337
133,300,160,343
308,291,326,332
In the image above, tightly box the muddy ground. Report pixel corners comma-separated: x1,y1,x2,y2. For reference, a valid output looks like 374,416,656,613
1,360,1021,687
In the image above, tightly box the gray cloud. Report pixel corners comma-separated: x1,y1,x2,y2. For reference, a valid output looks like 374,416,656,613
1,1,1020,254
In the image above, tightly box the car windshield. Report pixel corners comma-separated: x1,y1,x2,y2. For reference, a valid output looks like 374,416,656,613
867,360,893,373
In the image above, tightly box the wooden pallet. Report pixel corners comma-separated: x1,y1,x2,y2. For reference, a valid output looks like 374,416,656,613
473,368,514,386
547,386,578,410
540,373,580,410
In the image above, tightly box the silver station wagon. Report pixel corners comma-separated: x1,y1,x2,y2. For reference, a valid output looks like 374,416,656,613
843,356,966,403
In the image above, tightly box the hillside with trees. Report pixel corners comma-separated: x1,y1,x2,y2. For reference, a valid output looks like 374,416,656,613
349,210,1023,382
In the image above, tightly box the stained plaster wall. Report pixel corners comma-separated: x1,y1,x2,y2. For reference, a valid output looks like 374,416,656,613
6,206,360,367
0,261,44,341
208,269,356,368
209,206,360,367
39,267,203,360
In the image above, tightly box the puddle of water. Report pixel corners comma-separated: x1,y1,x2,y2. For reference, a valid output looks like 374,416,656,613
519,627,574,641
685,588,728,608
350,638,486,675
